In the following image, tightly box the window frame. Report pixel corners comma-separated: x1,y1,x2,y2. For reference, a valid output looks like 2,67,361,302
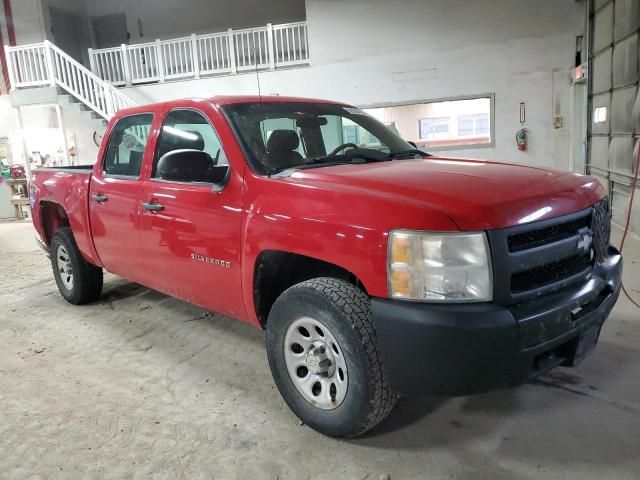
457,113,491,138
101,112,155,180
150,107,231,191
362,93,496,151
418,117,451,140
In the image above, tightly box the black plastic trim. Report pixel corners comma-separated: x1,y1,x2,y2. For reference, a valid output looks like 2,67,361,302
371,247,622,397
488,205,597,305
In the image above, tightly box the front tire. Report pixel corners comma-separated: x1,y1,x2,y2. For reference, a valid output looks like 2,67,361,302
50,227,103,304
266,277,397,437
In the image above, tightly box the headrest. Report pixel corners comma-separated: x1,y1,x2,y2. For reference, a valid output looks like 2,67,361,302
267,130,300,152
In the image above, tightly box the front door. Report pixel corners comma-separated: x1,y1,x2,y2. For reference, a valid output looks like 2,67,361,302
89,113,154,281
138,107,245,319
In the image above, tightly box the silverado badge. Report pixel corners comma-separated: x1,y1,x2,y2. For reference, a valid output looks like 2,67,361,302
190,252,231,268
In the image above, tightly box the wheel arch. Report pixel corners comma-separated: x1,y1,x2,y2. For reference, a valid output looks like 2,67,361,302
252,250,368,329
39,200,70,246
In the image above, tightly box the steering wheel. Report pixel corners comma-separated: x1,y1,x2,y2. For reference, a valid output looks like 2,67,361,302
329,143,359,156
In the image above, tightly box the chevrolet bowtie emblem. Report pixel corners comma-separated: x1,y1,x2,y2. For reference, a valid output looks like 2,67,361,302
577,229,593,255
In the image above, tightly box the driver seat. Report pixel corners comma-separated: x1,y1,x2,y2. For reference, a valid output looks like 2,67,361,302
266,130,304,170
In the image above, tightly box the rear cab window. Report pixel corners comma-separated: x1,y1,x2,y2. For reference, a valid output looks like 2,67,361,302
103,113,154,178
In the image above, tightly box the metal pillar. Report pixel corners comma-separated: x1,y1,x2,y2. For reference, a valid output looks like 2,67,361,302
54,104,71,165
13,107,32,180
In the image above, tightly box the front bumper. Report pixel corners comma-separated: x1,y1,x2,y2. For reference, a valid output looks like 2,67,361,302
371,247,622,396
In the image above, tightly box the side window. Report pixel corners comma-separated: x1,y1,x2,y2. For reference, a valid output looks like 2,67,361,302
153,109,228,180
103,113,153,177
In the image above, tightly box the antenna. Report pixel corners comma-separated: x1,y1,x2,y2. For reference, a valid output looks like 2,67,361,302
251,33,270,175
252,33,263,102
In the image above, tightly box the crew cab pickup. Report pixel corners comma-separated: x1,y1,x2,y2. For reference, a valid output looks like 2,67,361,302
30,96,622,438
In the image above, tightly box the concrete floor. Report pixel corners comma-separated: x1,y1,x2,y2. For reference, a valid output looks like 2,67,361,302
1,221,639,480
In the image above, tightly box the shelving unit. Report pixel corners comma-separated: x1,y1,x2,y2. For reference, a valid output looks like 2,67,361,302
7,178,29,219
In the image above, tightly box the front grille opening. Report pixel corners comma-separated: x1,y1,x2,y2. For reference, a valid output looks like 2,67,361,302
508,216,590,252
511,254,592,293
591,197,611,263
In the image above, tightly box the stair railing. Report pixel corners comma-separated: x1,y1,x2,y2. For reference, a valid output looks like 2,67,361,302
5,40,137,119
87,21,310,86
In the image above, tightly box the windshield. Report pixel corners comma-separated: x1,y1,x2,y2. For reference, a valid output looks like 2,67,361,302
222,102,418,174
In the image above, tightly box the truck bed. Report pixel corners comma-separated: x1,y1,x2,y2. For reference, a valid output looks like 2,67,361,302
33,165,94,172
30,167,100,265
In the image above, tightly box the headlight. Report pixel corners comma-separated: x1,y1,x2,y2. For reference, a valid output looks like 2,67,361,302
388,230,492,302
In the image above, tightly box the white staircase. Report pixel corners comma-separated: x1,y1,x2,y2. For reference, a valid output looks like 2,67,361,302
57,92,110,131
5,40,138,120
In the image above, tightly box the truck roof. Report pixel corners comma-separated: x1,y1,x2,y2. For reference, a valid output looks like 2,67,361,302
210,95,344,106
114,95,345,119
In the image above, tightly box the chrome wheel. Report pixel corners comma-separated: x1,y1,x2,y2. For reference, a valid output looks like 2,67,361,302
56,244,74,290
283,316,348,410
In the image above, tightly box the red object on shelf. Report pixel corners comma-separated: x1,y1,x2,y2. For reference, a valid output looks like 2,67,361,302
9,165,25,179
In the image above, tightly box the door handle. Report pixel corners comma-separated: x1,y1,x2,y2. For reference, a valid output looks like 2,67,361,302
142,201,164,212
92,194,108,203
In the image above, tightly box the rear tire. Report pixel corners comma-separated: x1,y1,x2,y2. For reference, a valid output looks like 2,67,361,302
50,227,103,304
266,277,397,438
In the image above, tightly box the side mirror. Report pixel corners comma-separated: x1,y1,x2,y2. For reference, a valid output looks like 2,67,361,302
157,149,228,185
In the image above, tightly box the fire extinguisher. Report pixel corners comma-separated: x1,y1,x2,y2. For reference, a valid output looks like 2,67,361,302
516,128,528,151
517,102,528,151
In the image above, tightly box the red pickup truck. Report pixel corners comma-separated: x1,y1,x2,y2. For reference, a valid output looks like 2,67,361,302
30,96,622,437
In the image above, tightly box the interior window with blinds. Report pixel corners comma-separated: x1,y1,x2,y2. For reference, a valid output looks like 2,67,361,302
365,96,493,149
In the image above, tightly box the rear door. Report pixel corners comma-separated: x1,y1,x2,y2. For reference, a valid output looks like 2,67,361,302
89,113,154,281
138,106,245,318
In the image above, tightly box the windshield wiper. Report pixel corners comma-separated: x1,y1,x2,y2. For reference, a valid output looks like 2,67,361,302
389,149,431,159
309,152,390,165
270,153,390,175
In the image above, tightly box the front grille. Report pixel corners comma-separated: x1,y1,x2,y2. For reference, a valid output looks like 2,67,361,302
511,254,592,293
488,197,611,304
507,216,590,252
591,196,611,263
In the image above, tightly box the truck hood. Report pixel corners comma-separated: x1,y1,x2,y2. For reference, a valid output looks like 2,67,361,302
284,157,605,230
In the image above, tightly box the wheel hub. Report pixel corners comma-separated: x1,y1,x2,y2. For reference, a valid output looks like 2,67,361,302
283,316,349,410
56,244,74,290
305,341,336,376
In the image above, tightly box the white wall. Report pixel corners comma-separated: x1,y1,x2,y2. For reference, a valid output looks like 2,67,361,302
121,0,584,170
84,0,305,46
10,0,46,44
5,0,585,172
0,96,14,136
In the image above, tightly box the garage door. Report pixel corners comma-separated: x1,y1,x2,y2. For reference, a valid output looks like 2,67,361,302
588,0,640,231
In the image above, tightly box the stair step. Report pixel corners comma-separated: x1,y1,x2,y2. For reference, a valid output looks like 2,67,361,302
57,94,75,104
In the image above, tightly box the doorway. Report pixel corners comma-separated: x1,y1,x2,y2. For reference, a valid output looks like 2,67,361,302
92,13,129,49
49,7,86,65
